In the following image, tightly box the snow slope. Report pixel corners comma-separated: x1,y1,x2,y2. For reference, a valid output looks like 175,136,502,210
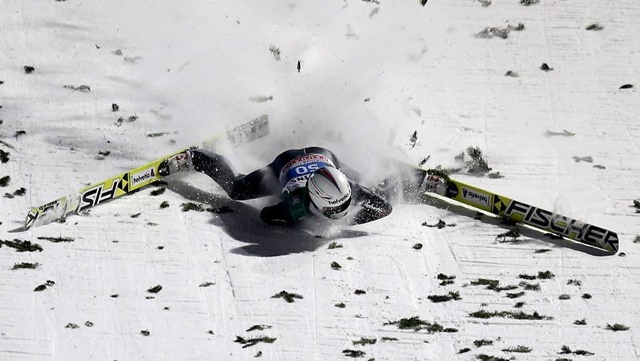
1,0,640,360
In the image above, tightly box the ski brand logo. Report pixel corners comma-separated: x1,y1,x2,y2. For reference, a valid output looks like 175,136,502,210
131,167,156,187
38,200,60,212
78,180,120,211
503,200,618,251
461,188,490,207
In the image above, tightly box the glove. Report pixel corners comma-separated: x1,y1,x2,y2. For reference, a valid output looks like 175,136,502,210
420,175,447,196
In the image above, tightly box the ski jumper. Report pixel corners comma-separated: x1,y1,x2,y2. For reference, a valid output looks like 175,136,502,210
189,147,392,225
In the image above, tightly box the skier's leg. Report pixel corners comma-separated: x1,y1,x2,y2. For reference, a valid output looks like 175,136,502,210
190,149,279,200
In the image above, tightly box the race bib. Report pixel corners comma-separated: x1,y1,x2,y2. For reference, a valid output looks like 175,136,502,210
279,154,335,186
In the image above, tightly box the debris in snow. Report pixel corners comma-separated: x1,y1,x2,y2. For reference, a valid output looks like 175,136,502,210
246,324,272,332
0,175,9,187
505,70,519,77
65,323,79,329
619,84,634,90
384,316,458,333
534,248,552,253
470,278,518,292
520,0,539,5
422,219,456,229
437,273,456,286
150,188,165,196
505,291,525,299
463,146,492,174
140,330,150,336
558,294,571,300
502,345,532,353
586,23,604,31
593,164,606,169
420,0,428,6
112,103,119,111
147,285,163,293
37,236,74,243
519,281,541,291
331,261,342,270
63,84,91,92
488,172,504,179
606,323,629,332
458,347,471,354
567,279,582,286
12,262,40,270
14,130,26,139
474,339,493,347
199,281,215,287
427,291,461,303
297,60,301,73
0,149,9,163
34,280,55,292
540,63,553,71
160,201,170,208
335,302,346,308
342,349,366,358
272,290,303,303
413,243,423,250
268,44,281,60
24,66,35,74
477,0,491,6
574,318,587,325
352,337,376,346
234,335,276,348
409,130,418,149
469,309,552,320
496,228,520,242
130,213,141,218
559,345,594,356
4,187,26,198
518,270,555,280
354,289,366,295
476,26,510,39
573,155,593,163
0,239,43,252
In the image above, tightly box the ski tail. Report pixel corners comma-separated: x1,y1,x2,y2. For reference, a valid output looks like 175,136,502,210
23,115,269,230
421,177,619,254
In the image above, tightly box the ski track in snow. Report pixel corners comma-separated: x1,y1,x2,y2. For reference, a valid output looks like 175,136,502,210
1,0,640,360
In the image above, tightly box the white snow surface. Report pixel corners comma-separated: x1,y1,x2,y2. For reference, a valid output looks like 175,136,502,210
1,0,640,360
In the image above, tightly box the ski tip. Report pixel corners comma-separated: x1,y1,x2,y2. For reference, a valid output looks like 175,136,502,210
9,226,27,233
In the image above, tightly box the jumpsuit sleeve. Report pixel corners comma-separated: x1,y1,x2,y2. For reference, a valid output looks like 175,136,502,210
348,182,393,225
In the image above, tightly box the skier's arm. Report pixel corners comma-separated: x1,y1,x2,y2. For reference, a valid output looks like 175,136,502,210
348,182,393,225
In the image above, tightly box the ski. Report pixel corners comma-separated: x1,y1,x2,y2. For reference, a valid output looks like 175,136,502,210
23,115,269,230
420,173,619,254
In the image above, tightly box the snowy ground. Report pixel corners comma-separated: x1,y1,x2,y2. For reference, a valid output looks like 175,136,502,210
1,0,640,360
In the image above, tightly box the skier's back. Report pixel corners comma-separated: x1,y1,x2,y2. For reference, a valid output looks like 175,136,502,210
159,146,393,226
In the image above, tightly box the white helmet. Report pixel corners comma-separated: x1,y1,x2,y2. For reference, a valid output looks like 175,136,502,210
307,166,352,219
